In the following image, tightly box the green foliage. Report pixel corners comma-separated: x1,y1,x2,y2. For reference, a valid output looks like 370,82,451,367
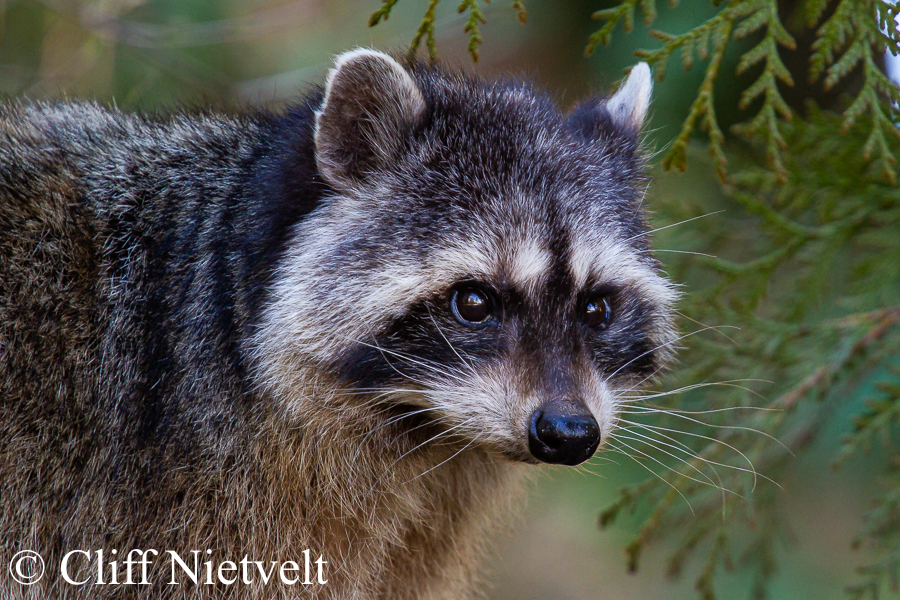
590,0,799,177
586,0,899,182
412,0,441,61
457,0,487,62
586,0,661,55
841,370,900,599
812,0,900,182
621,104,900,599
368,0,528,62
373,1,900,598
845,453,900,599
836,369,900,465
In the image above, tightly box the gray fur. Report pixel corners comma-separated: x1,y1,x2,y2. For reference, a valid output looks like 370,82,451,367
0,50,676,599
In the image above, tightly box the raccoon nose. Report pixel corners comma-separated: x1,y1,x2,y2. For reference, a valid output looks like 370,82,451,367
528,403,601,466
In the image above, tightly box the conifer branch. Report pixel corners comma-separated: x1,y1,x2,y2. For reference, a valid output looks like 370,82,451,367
512,0,527,24
457,0,487,62
409,0,442,61
730,0,795,178
368,0,402,27
810,0,900,181
586,0,645,56
369,0,527,62
660,19,733,179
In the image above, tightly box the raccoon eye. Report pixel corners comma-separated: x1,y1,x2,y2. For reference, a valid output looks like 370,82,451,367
451,288,493,326
584,296,612,329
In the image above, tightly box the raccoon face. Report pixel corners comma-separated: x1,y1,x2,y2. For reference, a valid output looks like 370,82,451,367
257,50,677,466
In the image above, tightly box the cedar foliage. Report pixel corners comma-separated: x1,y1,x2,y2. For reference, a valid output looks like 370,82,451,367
369,0,527,62
370,1,900,597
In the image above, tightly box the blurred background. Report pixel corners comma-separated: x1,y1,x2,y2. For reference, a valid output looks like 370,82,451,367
2,1,896,598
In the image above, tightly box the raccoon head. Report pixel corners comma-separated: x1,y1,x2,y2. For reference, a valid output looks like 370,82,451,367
257,49,677,466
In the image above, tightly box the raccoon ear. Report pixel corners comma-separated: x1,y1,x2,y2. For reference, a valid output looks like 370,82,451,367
566,63,652,139
315,49,426,190
603,62,652,132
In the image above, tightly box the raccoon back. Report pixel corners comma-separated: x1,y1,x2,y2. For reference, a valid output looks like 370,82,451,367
0,100,324,556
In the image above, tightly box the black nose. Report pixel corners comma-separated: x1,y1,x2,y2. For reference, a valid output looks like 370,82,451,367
528,404,601,466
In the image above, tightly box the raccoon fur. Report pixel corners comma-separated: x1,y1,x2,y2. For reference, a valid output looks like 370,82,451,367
0,49,677,599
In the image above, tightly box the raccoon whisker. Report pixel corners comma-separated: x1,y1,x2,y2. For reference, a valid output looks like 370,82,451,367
615,379,773,403
381,350,469,385
620,406,792,456
350,407,441,467
607,322,744,393
633,182,650,214
318,389,425,417
340,386,474,404
611,431,736,500
326,387,466,413
605,440,696,516
623,210,725,244
338,387,473,448
368,418,477,498
574,457,615,477
343,335,471,387
588,453,619,465
368,345,431,386
353,387,476,432
403,432,482,485
332,331,457,384
572,464,591,477
607,364,675,415
614,437,731,513
427,309,478,376
331,387,424,396
609,433,735,505
618,423,715,465
619,423,779,490
617,418,779,492
349,406,435,442
650,249,717,258
572,465,597,479
615,428,752,499
613,378,770,397
591,453,622,468
605,326,738,383
618,405,781,416
327,389,421,412
605,326,732,384
641,129,670,163
674,310,741,346
610,364,670,398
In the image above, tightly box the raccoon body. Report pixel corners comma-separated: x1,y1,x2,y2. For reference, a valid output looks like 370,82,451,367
0,50,676,599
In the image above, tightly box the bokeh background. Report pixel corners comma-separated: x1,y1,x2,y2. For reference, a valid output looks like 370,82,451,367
2,1,896,599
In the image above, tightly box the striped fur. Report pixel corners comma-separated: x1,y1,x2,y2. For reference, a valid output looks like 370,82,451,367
0,50,676,599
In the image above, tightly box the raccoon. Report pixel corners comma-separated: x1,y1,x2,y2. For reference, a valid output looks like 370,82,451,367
0,49,677,599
